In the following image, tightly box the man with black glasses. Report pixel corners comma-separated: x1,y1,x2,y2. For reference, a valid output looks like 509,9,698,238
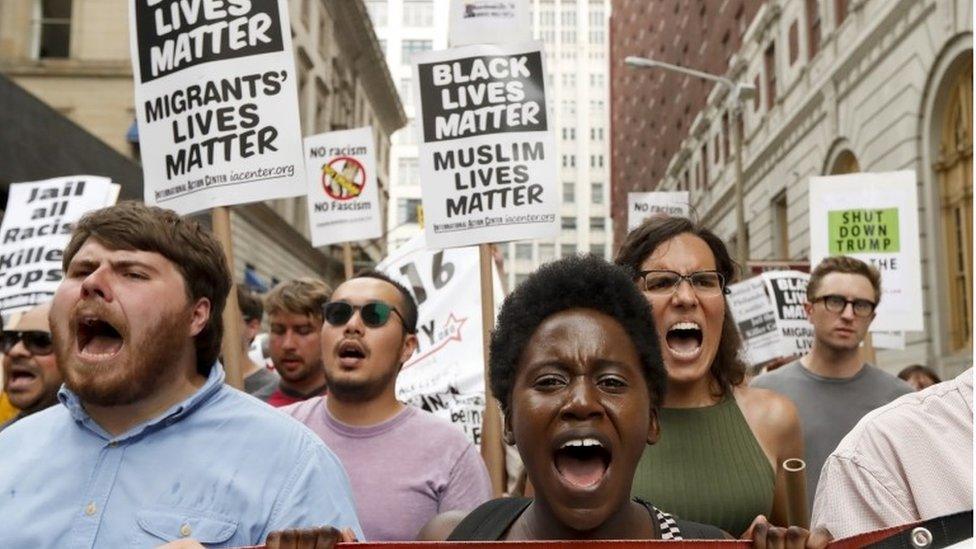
752,256,911,511
1,302,62,431
283,271,491,541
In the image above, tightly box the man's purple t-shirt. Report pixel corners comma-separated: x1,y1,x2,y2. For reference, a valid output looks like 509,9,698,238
283,397,492,541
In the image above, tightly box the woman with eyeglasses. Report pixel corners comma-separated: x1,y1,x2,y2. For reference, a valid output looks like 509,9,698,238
615,216,804,536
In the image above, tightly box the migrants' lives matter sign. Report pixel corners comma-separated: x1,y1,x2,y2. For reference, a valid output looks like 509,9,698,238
0,176,118,316
727,276,789,366
627,191,690,232
378,233,503,447
413,41,559,248
304,127,382,247
762,270,814,356
808,171,923,332
129,0,305,215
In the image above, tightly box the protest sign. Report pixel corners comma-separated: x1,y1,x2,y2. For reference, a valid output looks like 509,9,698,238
412,41,559,248
304,127,382,247
0,176,118,316
626,191,690,232
378,234,502,447
728,276,790,366
762,270,814,356
448,0,531,47
129,0,305,215
808,171,923,332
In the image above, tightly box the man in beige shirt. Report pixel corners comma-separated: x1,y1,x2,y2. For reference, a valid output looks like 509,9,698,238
811,368,973,538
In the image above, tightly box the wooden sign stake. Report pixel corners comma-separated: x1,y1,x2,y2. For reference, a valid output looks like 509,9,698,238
211,206,245,390
343,242,354,280
479,243,506,495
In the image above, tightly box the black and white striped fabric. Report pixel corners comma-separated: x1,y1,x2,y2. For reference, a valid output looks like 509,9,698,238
653,505,683,540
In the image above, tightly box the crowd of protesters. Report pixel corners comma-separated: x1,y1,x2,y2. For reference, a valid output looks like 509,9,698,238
0,202,970,548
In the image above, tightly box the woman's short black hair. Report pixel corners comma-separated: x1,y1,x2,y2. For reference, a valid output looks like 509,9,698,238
489,254,667,415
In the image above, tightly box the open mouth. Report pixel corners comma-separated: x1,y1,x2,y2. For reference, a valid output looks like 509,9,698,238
76,316,124,360
6,367,38,390
553,438,611,489
666,321,703,358
337,341,366,365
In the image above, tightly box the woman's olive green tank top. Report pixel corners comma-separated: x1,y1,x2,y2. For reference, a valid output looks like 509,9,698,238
630,393,774,537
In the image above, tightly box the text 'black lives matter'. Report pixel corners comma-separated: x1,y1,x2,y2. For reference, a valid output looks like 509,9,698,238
418,51,548,143
135,0,284,83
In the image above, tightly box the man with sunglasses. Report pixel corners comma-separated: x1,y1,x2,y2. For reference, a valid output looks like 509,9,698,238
752,256,911,511
1,302,62,431
283,271,491,541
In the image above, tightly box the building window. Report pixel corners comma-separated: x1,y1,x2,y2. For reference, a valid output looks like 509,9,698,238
37,0,72,58
590,243,605,258
398,157,418,186
561,243,576,257
771,191,789,259
561,217,577,230
764,43,777,110
365,0,387,26
590,217,605,231
403,0,433,26
592,182,604,204
701,143,709,190
722,112,731,158
400,77,413,109
807,0,822,58
515,243,532,261
398,198,422,224
402,40,432,62
514,273,530,287
834,0,848,26
563,182,575,203
788,20,799,65
539,243,555,262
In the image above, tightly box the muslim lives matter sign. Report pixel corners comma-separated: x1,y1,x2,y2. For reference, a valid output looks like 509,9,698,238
304,127,382,247
129,0,305,215
0,176,119,316
413,41,559,248
808,171,923,332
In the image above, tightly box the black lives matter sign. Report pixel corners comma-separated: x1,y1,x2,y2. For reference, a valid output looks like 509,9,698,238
417,52,548,143
134,0,284,83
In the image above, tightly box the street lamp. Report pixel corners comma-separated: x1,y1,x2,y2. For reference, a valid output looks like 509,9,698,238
625,55,756,266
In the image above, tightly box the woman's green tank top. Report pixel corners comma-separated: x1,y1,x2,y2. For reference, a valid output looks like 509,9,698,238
630,393,774,537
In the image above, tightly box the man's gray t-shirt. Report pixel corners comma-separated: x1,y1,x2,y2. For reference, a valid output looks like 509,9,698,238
244,366,280,402
751,360,911,509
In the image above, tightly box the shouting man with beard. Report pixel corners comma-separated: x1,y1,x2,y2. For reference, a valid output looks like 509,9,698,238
264,278,331,407
0,302,62,431
284,272,492,541
0,202,362,548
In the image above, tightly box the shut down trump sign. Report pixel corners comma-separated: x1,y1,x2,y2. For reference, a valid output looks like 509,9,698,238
412,41,559,248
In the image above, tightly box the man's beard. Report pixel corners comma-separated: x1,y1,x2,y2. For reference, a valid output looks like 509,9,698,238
55,306,192,407
325,363,399,403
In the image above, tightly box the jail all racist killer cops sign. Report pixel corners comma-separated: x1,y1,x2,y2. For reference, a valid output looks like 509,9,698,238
808,171,923,332
304,127,382,247
129,0,305,215
0,176,118,317
413,41,559,248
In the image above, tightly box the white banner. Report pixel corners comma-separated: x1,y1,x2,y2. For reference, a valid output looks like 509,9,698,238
304,127,382,247
129,0,305,215
378,234,502,447
728,276,790,366
626,191,690,232
413,41,559,248
808,171,923,332
761,270,814,357
448,0,531,47
0,176,118,316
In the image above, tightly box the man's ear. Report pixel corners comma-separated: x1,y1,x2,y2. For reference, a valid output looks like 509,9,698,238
399,333,419,365
803,301,813,318
189,298,211,338
647,407,661,445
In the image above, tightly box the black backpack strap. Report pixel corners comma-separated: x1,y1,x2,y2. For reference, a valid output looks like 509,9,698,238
447,497,532,541
865,510,973,549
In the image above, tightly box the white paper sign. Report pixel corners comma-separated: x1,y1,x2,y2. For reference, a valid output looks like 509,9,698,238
448,0,531,47
808,171,923,332
728,277,790,366
304,127,382,247
762,270,814,356
0,176,118,316
626,191,690,232
378,234,502,447
413,41,559,248
129,0,305,215
871,331,906,350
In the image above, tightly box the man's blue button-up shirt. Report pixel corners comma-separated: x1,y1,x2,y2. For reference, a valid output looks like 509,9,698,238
0,363,363,547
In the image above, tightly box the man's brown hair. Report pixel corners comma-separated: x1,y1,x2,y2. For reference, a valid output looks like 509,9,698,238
237,286,264,322
264,278,331,320
807,256,882,304
62,201,231,375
